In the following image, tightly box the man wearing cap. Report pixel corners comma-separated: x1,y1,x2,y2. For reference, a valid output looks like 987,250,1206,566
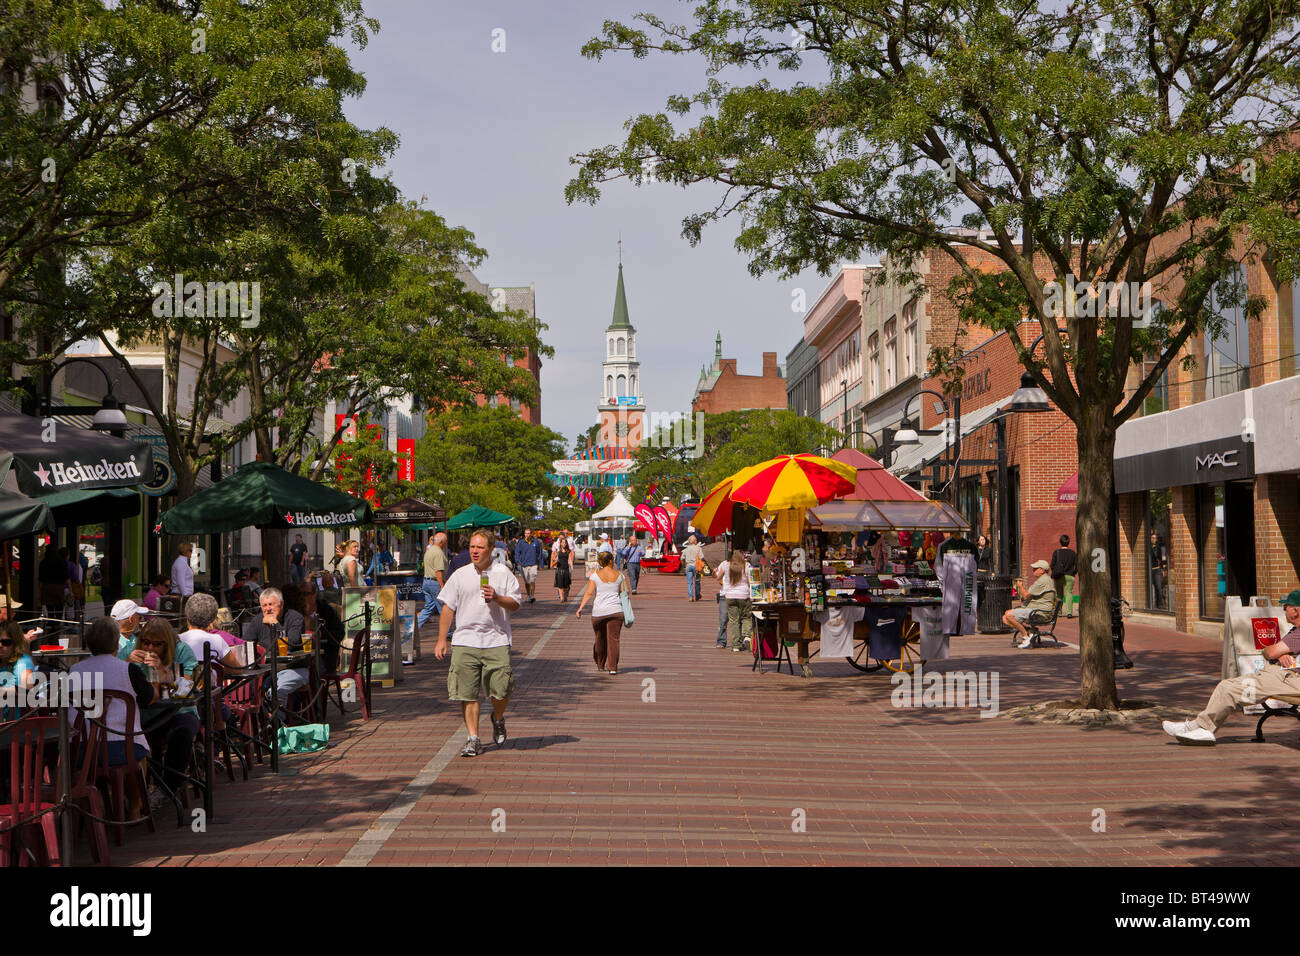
111,599,150,651
1003,560,1056,647
1164,589,1300,745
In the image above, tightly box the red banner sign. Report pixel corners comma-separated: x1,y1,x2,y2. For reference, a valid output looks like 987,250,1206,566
397,439,414,482
652,506,674,548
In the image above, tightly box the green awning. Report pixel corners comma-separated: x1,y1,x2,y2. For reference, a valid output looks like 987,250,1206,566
157,461,371,534
443,504,514,531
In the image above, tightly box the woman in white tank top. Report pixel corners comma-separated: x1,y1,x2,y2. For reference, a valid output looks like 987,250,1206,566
575,550,629,674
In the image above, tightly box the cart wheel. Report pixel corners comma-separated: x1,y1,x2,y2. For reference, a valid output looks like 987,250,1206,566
882,619,925,673
845,637,883,673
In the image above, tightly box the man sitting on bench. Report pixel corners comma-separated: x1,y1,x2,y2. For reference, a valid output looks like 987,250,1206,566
1163,589,1300,745
1003,560,1056,649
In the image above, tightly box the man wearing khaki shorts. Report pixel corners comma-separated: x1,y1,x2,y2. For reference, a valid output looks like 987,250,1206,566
436,529,522,757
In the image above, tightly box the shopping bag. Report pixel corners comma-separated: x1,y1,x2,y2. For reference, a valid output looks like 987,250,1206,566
620,576,635,628
277,723,330,754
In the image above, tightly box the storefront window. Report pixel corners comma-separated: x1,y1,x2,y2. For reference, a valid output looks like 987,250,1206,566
1144,490,1172,611
1204,265,1250,400
1197,481,1257,621
959,476,981,531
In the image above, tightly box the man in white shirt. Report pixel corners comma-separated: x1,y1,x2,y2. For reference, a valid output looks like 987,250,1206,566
171,542,195,597
435,529,522,757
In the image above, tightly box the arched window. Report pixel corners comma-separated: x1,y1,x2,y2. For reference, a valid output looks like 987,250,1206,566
606,375,614,397
617,374,627,396
617,338,626,356
608,339,614,357
629,374,636,396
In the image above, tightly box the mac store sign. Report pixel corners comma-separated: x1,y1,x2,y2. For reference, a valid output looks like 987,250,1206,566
1114,435,1256,494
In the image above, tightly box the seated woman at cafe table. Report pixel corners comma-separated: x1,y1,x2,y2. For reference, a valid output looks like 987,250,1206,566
71,616,155,816
118,617,201,811
0,595,39,684
142,574,171,612
243,587,308,721
1163,589,1300,745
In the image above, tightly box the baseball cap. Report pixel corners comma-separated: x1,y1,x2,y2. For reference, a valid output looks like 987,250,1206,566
1283,589,1300,607
1031,560,1051,572
110,599,149,622
600,533,610,540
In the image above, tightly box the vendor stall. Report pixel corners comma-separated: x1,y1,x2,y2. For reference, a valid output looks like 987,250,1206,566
734,451,970,678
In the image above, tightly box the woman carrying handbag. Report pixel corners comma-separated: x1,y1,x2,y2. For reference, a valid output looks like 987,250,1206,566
575,550,632,675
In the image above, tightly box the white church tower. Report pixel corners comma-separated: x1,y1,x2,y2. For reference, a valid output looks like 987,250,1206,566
598,263,645,448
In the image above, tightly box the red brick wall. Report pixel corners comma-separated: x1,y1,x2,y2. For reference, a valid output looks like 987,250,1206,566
692,355,787,414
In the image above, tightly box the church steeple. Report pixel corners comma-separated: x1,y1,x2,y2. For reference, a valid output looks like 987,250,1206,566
608,264,632,330
714,331,722,368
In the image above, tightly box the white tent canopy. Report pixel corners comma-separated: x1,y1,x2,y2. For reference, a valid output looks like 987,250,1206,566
592,490,637,520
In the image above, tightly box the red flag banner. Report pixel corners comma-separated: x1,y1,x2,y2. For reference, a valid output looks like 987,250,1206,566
634,502,656,534
397,439,415,482
652,506,674,547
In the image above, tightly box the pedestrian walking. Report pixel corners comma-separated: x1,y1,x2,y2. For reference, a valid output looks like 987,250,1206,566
714,573,729,648
717,550,755,652
624,536,644,594
575,549,629,674
551,534,573,602
289,534,309,586
1050,534,1078,617
681,535,703,601
435,529,521,757
417,533,449,635
171,542,195,597
514,528,543,604
338,540,361,588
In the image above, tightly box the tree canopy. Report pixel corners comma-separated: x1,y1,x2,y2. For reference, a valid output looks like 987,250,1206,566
570,0,1300,708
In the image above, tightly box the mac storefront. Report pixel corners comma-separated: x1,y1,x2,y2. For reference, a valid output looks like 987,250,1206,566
1114,377,1300,632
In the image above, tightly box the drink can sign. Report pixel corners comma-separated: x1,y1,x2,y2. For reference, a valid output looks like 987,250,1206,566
1253,618,1281,649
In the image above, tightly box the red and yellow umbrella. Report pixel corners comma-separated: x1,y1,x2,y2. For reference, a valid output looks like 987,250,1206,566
691,476,740,536
729,454,856,511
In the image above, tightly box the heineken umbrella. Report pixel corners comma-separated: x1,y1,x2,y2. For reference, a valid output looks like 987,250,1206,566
156,461,372,534
374,496,446,525
0,489,54,539
444,504,514,531
0,412,152,497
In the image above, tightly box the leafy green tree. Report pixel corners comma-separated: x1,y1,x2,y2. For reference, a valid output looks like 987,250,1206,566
570,0,1300,709
634,409,842,501
412,406,567,520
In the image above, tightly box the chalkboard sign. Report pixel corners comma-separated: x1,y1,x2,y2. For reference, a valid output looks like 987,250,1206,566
342,585,400,685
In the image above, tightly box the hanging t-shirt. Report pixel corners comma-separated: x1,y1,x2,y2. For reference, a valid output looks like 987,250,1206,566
814,605,865,658
939,551,978,635
863,606,903,660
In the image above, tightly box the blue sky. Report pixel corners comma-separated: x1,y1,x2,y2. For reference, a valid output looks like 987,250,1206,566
349,1,829,445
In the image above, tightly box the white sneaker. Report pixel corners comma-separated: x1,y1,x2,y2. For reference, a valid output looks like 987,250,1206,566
1017,636,1033,649
1162,719,1195,737
1174,726,1217,745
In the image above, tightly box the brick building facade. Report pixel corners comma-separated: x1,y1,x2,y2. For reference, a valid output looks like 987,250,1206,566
691,333,787,414
1113,239,1300,636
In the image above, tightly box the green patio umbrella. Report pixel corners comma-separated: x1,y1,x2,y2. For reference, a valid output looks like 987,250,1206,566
443,504,514,531
156,461,372,534
0,489,54,540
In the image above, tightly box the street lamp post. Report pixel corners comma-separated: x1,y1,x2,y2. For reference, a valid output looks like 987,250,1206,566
891,387,953,501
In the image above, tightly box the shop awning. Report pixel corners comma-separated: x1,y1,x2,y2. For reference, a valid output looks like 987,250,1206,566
0,489,54,539
808,498,970,531
830,447,927,501
0,412,153,497
41,486,141,525
1057,471,1078,503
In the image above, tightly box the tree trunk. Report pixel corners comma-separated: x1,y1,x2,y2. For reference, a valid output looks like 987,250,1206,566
1076,407,1120,710
261,527,290,590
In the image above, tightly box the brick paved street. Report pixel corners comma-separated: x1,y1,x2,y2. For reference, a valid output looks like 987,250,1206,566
113,568,1300,867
